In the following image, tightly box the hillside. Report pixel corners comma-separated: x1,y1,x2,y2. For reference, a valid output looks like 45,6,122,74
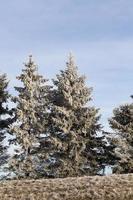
0,174,133,200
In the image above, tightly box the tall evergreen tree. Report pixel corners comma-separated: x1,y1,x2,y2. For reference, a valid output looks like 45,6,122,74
109,98,133,174
10,56,51,178
47,54,105,178
0,74,13,167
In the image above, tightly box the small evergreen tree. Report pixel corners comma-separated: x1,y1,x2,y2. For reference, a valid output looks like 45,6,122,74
0,74,13,168
101,130,120,175
10,56,51,178
48,54,105,177
109,98,133,174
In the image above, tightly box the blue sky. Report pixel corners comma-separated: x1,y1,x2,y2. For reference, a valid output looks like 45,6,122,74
0,0,133,130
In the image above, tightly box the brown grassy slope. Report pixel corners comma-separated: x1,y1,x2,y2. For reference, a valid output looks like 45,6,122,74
0,174,133,200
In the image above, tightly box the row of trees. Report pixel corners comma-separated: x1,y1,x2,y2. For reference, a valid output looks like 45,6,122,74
0,54,132,179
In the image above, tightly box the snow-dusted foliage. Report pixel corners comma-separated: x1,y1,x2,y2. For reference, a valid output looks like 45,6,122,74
0,74,14,168
47,54,105,177
9,56,51,178
109,100,133,173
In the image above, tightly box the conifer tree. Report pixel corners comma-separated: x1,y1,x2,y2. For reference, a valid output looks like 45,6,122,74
10,56,51,178
109,99,133,174
48,54,105,178
0,74,13,167
101,130,120,174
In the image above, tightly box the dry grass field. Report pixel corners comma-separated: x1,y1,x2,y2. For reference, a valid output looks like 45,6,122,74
0,174,133,200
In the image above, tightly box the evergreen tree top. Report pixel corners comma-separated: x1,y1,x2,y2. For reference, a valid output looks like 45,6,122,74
0,73,14,128
25,55,38,70
66,53,77,71
109,103,133,134
53,54,92,109
15,55,49,94
0,74,9,103
16,55,40,83
26,55,39,72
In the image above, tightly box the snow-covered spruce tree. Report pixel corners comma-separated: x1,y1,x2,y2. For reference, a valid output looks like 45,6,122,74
10,56,51,179
0,74,14,168
109,98,133,174
48,54,105,178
